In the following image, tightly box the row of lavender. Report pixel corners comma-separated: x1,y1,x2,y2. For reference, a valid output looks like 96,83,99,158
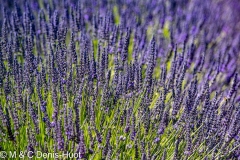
0,0,239,159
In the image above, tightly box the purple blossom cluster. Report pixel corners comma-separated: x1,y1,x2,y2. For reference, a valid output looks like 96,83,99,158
0,0,240,159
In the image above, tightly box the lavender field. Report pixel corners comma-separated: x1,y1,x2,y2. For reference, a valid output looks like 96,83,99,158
0,0,240,159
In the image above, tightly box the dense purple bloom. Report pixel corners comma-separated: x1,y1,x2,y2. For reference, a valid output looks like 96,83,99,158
0,0,240,159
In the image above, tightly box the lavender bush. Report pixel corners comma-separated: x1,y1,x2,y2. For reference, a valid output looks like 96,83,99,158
0,0,240,159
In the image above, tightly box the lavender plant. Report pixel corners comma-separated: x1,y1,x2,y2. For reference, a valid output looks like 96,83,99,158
0,0,239,159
